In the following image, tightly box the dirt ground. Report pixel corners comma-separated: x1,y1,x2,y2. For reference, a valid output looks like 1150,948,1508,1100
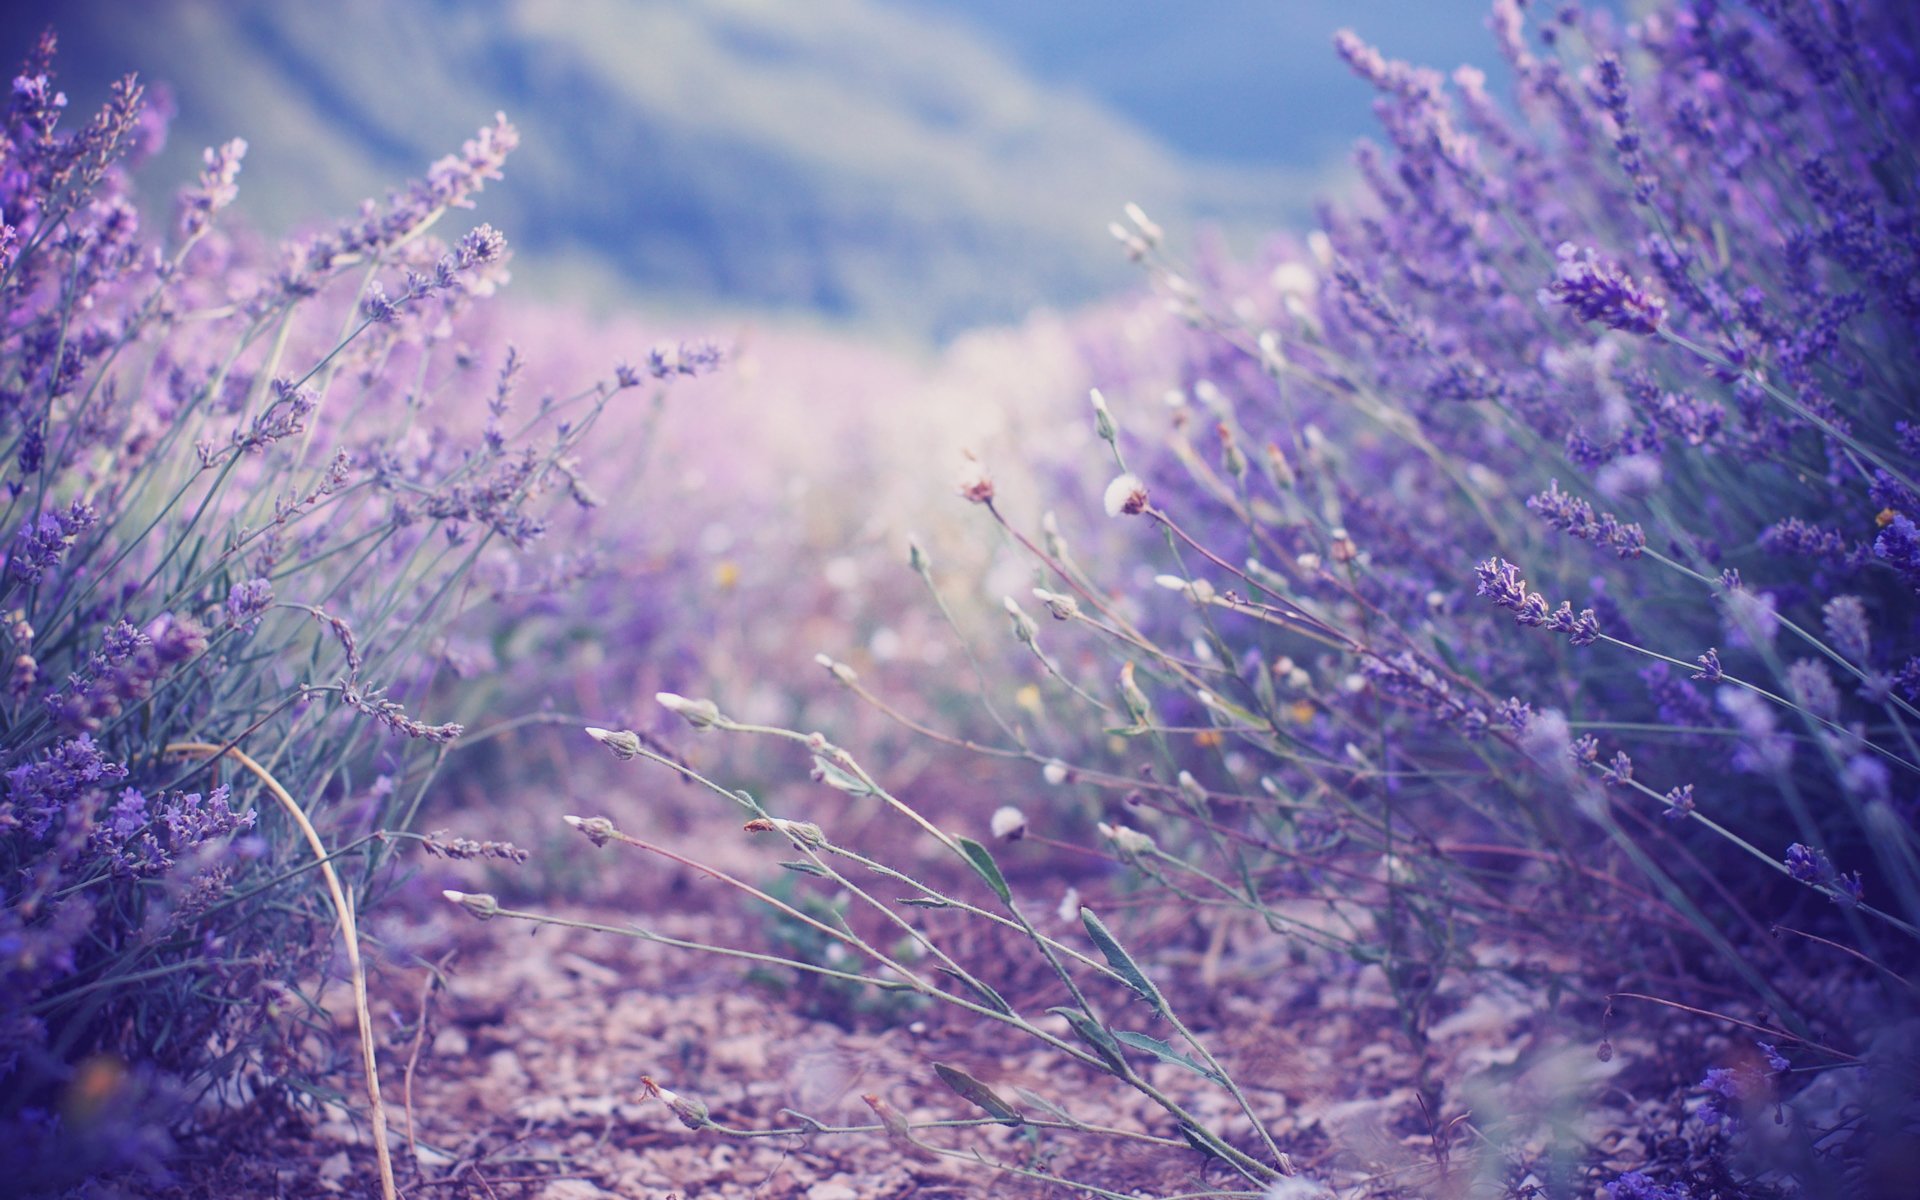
129,824,1714,1200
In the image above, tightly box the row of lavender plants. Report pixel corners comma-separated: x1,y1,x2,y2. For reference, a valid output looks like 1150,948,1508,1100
0,32,722,1188
466,2,1920,1196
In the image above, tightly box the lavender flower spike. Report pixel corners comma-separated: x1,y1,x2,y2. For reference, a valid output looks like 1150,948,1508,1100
1542,243,1666,335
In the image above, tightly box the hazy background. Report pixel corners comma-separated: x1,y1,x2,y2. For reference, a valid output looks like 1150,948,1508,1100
10,0,1499,339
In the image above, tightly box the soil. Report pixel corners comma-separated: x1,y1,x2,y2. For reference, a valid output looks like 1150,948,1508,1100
127,828,1697,1200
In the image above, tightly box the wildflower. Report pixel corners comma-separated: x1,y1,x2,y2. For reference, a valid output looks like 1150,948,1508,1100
1874,514,1920,591
655,691,723,730
7,500,96,586
1003,596,1038,645
1542,243,1666,334
223,578,273,629
1784,843,1864,906
441,890,500,919
813,653,858,686
989,805,1027,841
1031,587,1079,620
563,815,619,847
641,1076,711,1130
1663,783,1696,821
745,817,828,848
1089,387,1116,442
957,453,995,504
1605,1171,1689,1200
1692,648,1723,682
420,831,529,863
1098,822,1156,857
1821,595,1871,662
585,726,644,760
1103,472,1147,516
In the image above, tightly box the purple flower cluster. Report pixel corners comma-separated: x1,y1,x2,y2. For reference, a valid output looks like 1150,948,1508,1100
86,784,256,879
1527,480,1645,558
1475,557,1601,646
1784,842,1864,907
5,500,96,585
1542,243,1666,335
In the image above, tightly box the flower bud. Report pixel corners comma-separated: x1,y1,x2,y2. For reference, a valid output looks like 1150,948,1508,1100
563,813,619,847
655,691,723,730
641,1076,712,1130
990,805,1027,841
585,726,643,760
1031,587,1079,620
442,889,499,919
1089,388,1116,442
1097,821,1157,857
814,653,859,686
1122,201,1163,246
1003,596,1038,645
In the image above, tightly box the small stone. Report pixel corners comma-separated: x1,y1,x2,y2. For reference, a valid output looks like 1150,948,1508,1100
432,1027,470,1058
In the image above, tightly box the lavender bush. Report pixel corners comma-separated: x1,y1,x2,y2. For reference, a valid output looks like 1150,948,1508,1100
0,32,721,1188
458,1,1920,1195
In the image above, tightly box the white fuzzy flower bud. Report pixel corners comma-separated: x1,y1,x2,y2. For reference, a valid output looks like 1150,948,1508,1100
1089,388,1116,442
990,805,1027,841
814,653,859,686
1097,822,1157,857
585,726,643,760
1103,473,1148,517
655,691,723,730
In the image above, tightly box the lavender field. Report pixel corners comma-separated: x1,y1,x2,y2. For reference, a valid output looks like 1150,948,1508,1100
3,2,1918,1197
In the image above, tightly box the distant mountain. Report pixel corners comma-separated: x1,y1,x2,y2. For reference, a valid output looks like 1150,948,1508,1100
9,0,1484,337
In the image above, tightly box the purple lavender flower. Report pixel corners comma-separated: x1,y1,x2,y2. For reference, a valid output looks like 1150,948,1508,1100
1873,514,1920,591
1541,243,1666,335
223,578,273,629
1606,1171,1688,1200
2,734,129,840
1820,595,1870,661
1784,842,1864,906
6,500,96,586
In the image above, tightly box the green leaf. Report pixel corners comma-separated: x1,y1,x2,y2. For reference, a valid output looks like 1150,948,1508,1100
778,859,830,876
898,896,953,909
955,836,1012,904
1049,1006,1128,1075
936,966,1014,1015
1177,1122,1220,1159
933,1063,1023,1126
1111,1030,1225,1085
1080,907,1166,1011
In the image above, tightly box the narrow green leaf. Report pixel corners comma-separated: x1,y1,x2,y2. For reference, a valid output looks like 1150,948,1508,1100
1080,907,1166,1011
1177,1122,1220,1159
1111,1030,1225,1085
935,965,1014,1015
933,1063,1024,1126
955,836,1012,904
1049,1006,1128,1075
898,896,953,909
778,859,830,876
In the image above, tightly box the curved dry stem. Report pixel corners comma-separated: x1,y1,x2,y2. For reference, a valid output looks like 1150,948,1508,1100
166,740,396,1200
